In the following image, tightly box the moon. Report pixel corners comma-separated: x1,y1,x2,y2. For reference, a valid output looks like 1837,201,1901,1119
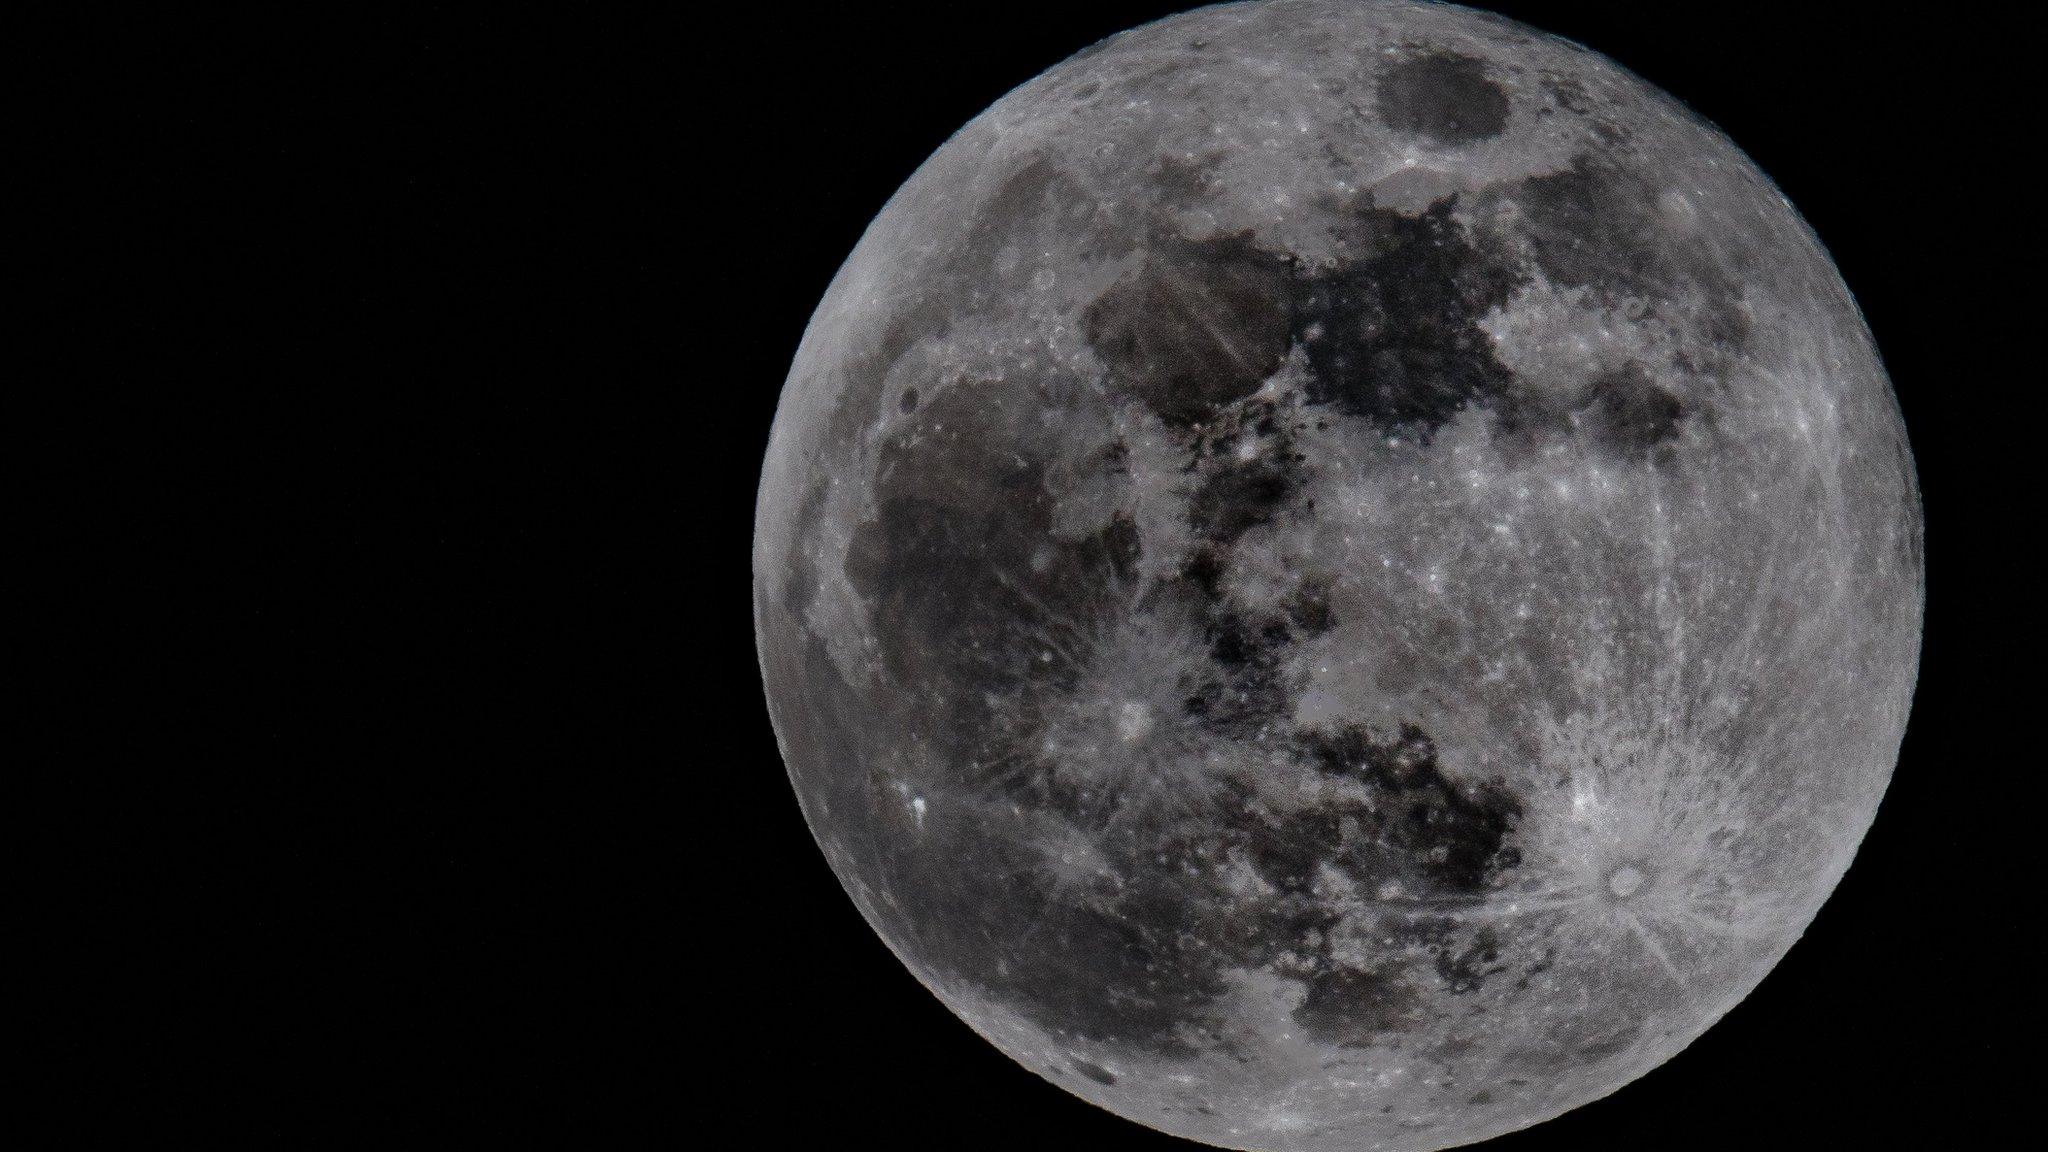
753,2,1921,1149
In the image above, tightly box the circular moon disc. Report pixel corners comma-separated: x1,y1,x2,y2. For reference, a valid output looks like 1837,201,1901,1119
753,3,1922,1149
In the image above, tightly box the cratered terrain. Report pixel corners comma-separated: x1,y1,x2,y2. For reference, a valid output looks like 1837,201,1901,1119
753,2,1923,1148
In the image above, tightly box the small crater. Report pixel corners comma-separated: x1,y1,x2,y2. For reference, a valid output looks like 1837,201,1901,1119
1072,1059,1118,1086
1115,700,1153,744
1607,864,1646,899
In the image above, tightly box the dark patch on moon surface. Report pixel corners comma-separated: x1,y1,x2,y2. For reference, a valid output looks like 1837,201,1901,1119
1376,51,1512,144
1188,445,1301,544
1299,722,1524,892
1087,199,1526,442
1293,963,1417,1046
1291,199,1523,439
1511,155,1753,352
756,3,1921,1150
1514,157,1665,292
1577,364,1688,459
1085,233,1296,428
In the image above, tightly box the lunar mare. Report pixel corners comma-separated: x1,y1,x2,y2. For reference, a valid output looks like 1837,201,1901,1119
753,3,1922,1149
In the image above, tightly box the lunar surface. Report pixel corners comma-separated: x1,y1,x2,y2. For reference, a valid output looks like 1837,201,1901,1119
753,2,1922,1149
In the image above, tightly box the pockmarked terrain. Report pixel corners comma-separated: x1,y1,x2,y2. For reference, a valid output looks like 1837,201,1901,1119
754,3,1922,1149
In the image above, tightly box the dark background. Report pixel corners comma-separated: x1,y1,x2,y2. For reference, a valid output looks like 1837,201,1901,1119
62,2,2024,1146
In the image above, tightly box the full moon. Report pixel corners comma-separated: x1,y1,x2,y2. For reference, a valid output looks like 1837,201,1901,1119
753,2,1921,1149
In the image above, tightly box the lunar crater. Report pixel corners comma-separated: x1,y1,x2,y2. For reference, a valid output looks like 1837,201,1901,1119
1606,864,1647,899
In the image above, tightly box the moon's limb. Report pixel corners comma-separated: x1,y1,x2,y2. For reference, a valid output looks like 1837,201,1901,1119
754,3,1922,1150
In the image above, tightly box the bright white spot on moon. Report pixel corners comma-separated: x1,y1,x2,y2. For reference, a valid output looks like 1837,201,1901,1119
1117,701,1154,743
1608,864,1646,898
